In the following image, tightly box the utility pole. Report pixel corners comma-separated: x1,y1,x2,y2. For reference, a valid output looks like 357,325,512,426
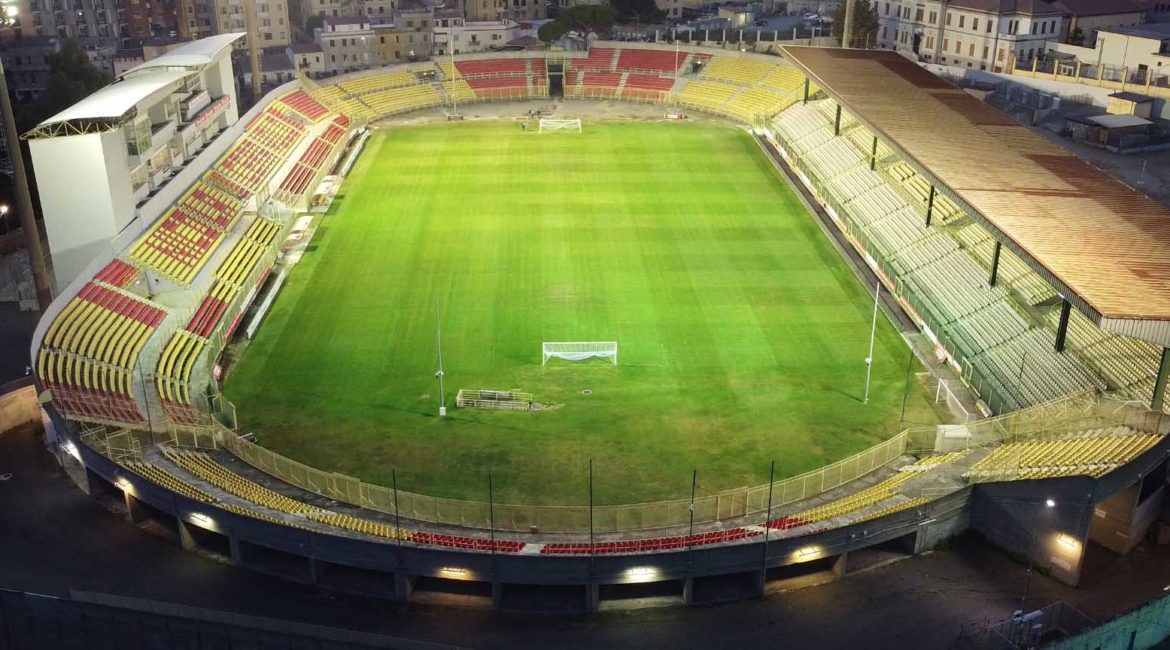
244,0,262,104
0,58,52,310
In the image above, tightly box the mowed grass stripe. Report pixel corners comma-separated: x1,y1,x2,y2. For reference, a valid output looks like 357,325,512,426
225,122,941,505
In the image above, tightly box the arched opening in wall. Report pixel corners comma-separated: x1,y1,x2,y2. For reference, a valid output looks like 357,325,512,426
410,575,493,608
547,62,564,98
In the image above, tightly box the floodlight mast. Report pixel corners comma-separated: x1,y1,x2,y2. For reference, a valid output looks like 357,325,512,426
863,281,880,404
435,298,446,417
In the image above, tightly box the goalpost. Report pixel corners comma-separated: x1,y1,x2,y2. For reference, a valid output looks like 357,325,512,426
542,341,617,365
538,118,582,134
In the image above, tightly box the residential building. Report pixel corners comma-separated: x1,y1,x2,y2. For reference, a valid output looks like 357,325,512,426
457,0,542,25
0,35,59,100
315,14,372,73
288,40,325,75
17,0,120,40
179,0,216,39
876,0,1064,72
370,6,431,62
433,18,516,54
213,0,291,48
1050,0,1145,47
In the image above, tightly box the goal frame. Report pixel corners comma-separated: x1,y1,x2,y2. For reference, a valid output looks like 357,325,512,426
542,341,617,365
538,118,583,134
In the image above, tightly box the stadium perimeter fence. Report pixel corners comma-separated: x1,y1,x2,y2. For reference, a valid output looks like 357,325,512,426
107,394,1148,534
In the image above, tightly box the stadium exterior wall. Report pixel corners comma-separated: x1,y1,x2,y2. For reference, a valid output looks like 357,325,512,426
49,399,974,611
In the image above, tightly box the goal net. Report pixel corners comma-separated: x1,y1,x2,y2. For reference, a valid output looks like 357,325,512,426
542,341,617,365
538,118,582,134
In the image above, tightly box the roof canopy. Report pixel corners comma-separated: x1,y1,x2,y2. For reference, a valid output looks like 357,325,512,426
120,33,245,78
27,69,195,138
779,46,1170,347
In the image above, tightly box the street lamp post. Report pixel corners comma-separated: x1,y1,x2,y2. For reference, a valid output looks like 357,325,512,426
0,57,53,310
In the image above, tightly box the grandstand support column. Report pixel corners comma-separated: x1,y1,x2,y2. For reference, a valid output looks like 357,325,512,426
870,135,878,171
989,241,1002,287
1152,348,1170,412
803,78,810,104
1054,300,1072,352
0,58,53,309
924,185,936,227
834,104,842,136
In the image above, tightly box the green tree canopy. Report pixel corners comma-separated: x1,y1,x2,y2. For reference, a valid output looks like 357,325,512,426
831,0,880,48
538,4,615,43
21,39,112,131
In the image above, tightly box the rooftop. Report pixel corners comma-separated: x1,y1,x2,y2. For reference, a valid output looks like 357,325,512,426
780,46,1170,345
1050,0,1145,16
121,33,245,78
1086,114,1152,128
324,16,370,26
31,68,194,132
948,0,1064,14
289,42,323,54
1109,91,1155,102
1099,22,1170,39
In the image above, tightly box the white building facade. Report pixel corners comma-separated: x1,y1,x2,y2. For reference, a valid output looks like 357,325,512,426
875,0,1063,72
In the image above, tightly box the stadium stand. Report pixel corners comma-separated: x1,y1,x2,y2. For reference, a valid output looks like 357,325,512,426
306,511,415,540
677,79,739,113
541,528,761,555
94,259,139,288
124,461,218,503
339,68,419,95
276,90,330,122
767,472,916,530
967,427,1161,479
702,56,778,85
129,181,245,285
37,283,167,423
164,448,323,514
770,99,1107,412
155,217,279,422
572,47,618,72
616,48,685,74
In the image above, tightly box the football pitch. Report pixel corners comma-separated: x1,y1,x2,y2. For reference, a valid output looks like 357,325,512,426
224,121,944,505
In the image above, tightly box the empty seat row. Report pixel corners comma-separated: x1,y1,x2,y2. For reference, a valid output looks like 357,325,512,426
164,448,322,515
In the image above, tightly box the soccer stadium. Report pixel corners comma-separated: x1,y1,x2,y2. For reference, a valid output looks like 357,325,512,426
16,33,1170,618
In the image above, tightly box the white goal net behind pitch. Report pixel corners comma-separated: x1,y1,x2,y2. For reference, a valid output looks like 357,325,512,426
542,341,617,365
539,118,582,133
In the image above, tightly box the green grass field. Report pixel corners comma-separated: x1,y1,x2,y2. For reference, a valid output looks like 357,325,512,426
224,121,943,505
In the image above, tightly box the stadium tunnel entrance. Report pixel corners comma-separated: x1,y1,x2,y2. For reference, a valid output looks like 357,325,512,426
547,63,564,98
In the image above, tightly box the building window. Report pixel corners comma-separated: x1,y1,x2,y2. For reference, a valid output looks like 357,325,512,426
946,13,951,26
958,14,964,28
971,18,977,31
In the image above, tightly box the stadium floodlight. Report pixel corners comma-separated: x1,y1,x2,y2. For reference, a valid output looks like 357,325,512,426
435,299,442,416
863,281,880,404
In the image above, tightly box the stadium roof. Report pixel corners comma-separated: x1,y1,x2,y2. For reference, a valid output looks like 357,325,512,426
120,33,245,77
779,46,1170,347
27,69,195,137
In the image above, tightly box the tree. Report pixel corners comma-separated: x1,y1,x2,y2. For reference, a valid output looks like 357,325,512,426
537,4,615,43
23,39,112,131
831,0,880,48
611,0,665,25
1068,27,1085,47
538,20,568,44
560,4,616,38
